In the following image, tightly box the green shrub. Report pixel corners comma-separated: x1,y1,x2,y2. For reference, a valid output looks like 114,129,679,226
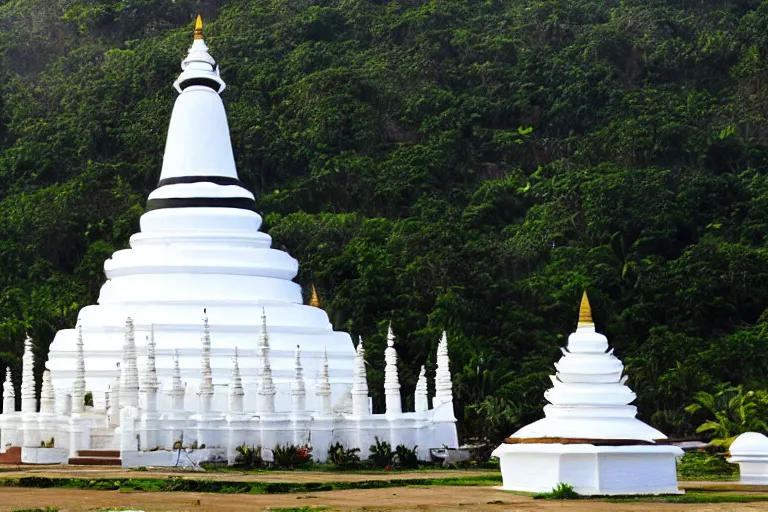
328,442,361,469
393,444,419,469
272,444,313,469
368,437,393,468
235,444,264,469
535,482,580,500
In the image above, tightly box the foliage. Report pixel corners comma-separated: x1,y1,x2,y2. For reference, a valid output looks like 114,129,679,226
534,482,580,500
84,392,93,407
0,474,502,493
272,444,313,469
676,451,738,481
0,0,768,441
685,386,768,450
234,444,264,469
393,444,419,469
327,442,360,469
368,437,393,468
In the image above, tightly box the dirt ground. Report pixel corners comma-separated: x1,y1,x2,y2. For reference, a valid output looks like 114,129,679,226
0,468,767,511
1,485,768,512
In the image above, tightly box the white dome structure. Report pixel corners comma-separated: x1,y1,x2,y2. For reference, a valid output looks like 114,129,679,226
492,292,683,495
728,432,768,484
45,15,356,414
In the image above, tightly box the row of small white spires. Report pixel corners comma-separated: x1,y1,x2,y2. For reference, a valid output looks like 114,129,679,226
2,311,454,416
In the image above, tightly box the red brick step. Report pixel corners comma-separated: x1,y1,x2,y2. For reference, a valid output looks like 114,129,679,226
68,449,121,466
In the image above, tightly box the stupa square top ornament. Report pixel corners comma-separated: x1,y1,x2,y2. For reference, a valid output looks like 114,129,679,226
492,292,683,495
44,14,357,413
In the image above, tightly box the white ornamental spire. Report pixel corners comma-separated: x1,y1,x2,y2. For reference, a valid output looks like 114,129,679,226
141,325,159,391
384,322,402,415
316,347,332,415
351,336,369,415
199,313,214,413
228,348,244,413
139,326,159,412
434,331,453,406
3,367,15,414
291,345,306,414
415,365,428,412
72,324,86,414
170,350,185,410
257,313,276,414
20,334,36,413
40,370,55,415
120,318,140,408
150,15,256,215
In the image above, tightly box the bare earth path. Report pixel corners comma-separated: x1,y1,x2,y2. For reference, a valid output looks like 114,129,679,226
0,468,767,511
1,485,768,512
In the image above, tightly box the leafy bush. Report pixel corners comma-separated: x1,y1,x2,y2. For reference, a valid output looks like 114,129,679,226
393,444,419,469
685,385,768,450
272,444,313,469
535,482,580,500
677,451,738,481
328,442,361,469
368,437,393,468
234,444,264,469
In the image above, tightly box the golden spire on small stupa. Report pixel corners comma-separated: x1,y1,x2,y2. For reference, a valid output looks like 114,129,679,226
194,14,204,40
577,291,594,327
309,284,321,308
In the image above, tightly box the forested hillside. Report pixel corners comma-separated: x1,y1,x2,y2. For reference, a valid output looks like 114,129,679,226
1,0,768,441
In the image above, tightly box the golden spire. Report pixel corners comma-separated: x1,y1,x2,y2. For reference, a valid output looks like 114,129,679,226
194,15,204,40
577,291,594,327
309,284,321,308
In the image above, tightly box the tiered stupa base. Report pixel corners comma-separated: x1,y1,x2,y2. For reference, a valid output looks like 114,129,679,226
493,293,684,495
493,442,682,495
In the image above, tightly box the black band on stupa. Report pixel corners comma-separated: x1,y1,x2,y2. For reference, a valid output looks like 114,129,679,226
157,176,246,188
146,196,257,212
178,77,223,92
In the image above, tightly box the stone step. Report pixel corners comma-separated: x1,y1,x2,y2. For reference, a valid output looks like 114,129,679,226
68,456,121,466
77,450,120,458
0,447,21,465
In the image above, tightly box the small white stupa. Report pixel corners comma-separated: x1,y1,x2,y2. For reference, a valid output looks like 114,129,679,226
728,432,768,484
492,292,683,495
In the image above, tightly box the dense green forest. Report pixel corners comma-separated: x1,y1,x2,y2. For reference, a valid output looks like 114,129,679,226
0,0,767,442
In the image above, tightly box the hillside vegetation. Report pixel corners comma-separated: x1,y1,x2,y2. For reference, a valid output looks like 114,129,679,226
1,0,768,441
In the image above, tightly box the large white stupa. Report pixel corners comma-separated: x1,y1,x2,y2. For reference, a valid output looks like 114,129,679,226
46,16,356,414
492,293,683,495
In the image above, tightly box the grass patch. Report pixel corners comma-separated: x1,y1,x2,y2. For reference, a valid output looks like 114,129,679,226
0,474,501,495
607,492,768,504
677,451,738,481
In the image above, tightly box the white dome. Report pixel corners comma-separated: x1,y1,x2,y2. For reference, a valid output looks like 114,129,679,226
730,432,768,456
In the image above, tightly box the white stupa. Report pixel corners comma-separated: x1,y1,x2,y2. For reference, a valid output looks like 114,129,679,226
492,292,683,495
45,15,355,413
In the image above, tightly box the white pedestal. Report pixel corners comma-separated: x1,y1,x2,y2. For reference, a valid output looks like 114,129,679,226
492,443,683,495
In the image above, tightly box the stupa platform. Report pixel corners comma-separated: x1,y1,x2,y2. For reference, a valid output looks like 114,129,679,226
493,443,682,495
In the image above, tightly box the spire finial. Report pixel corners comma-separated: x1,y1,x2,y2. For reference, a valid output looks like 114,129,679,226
194,15,204,40
578,291,593,327
309,284,321,308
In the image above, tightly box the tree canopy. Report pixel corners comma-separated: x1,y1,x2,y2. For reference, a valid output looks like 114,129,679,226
1,0,768,440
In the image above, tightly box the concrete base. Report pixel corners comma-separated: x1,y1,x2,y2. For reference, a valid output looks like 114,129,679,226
21,447,68,464
492,443,684,495
729,459,768,485
122,448,226,468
